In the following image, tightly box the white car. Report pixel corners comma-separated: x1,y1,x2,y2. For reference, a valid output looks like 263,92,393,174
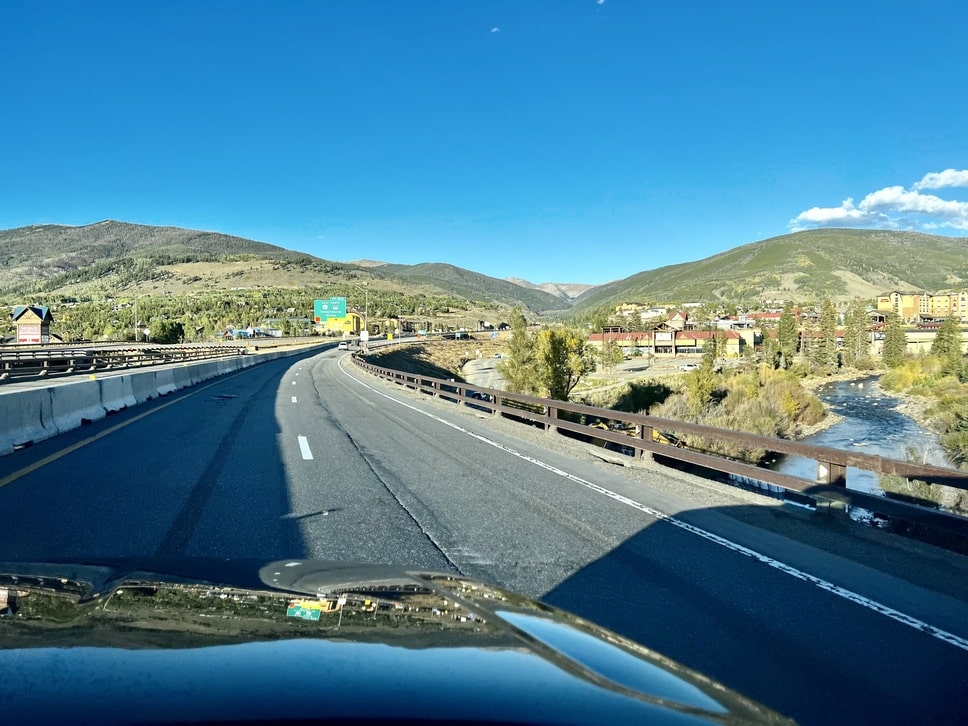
337,341,349,350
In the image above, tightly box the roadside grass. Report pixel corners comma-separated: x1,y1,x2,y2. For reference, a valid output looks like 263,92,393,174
368,338,506,381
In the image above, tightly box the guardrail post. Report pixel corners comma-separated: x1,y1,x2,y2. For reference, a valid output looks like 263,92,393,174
546,404,557,433
637,424,652,461
814,459,848,515
817,460,847,487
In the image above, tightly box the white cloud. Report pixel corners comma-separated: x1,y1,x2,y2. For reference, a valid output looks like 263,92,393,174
489,26,500,33
790,170,968,233
597,1,607,5
912,168,968,190
860,186,968,220
792,198,871,228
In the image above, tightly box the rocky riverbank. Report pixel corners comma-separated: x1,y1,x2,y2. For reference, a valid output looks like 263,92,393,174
791,370,875,438
795,369,947,451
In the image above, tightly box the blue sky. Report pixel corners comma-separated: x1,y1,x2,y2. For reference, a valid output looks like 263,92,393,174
3,1,966,285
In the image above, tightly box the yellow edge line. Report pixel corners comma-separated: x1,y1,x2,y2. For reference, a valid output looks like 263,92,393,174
0,376,235,489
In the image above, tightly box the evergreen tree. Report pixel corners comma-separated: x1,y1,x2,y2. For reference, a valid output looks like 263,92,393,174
931,316,964,377
624,310,645,333
777,301,798,369
841,299,870,368
151,320,186,344
498,307,538,395
684,343,718,413
882,313,907,368
762,334,781,369
589,307,611,334
799,314,816,370
701,337,718,368
813,299,838,373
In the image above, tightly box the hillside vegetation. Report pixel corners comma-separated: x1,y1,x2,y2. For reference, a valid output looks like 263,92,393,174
0,221,565,314
374,262,570,313
569,229,968,314
4,223,967,321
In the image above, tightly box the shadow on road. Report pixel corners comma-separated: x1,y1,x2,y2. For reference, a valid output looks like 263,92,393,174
0,352,319,562
539,503,968,725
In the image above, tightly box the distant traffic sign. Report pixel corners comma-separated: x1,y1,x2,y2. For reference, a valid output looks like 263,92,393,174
314,297,347,322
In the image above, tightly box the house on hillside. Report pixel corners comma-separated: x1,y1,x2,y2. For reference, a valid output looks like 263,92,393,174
12,305,54,344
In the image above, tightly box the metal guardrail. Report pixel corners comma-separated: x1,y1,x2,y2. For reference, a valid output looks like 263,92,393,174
0,344,246,383
352,355,968,544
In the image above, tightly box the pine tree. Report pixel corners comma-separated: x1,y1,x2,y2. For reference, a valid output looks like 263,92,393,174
778,301,798,369
841,299,870,368
882,313,907,368
813,299,838,373
931,316,964,377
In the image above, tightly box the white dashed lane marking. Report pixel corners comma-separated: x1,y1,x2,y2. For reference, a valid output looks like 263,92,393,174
297,436,314,460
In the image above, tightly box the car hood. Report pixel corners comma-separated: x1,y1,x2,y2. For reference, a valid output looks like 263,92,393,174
0,558,792,724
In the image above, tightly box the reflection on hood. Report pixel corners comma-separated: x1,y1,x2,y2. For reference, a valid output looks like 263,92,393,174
0,558,793,724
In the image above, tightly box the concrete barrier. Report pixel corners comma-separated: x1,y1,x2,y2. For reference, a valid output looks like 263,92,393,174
131,370,160,404
155,368,177,396
99,375,137,413
1,344,325,456
50,380,105,433
0,388,55,455
172,365,194,390
200,361,223,381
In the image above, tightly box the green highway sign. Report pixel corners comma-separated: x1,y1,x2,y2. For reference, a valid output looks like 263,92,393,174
314,297,347,322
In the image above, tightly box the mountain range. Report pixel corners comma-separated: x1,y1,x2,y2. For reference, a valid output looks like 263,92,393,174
1,221,965,316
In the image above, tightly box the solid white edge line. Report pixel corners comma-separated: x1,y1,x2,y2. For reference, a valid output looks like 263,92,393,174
338,359,968,653
297,435,314,460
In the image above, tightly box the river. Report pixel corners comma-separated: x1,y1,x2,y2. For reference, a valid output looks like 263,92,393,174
772,375,951,495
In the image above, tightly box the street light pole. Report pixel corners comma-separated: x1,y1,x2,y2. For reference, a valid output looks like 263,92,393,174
348,282,370,353
350,282,368,334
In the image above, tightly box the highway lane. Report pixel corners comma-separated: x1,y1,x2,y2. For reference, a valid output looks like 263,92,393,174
1,348,967,723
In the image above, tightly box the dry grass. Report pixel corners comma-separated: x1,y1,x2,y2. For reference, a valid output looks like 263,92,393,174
371,337,507,379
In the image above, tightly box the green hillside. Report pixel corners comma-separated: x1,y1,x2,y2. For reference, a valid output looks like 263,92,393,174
373,262,570,313
5,223,966,320
0,221,565,315
570,228,968,314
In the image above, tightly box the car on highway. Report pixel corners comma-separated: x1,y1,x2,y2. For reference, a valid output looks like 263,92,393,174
0,558,791,723
679,363,701,371
337,340,350,350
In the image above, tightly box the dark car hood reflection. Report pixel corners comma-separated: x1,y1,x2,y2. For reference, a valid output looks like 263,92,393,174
0,558,792,724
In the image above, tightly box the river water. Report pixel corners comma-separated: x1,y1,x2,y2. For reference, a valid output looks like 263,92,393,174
772,375,951,495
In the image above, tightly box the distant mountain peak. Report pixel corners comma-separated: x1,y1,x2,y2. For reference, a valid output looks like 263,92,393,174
505,278,597,301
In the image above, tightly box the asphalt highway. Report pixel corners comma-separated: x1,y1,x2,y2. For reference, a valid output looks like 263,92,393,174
1,348,967,724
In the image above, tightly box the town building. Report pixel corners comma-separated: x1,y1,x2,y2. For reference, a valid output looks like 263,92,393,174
876,290,968,323
12,305,54,344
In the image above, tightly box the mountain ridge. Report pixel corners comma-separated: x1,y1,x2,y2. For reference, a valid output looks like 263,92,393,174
3,223,966,317
0,221,569,314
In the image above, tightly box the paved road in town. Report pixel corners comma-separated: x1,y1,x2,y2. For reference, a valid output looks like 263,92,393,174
2,348,967,724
